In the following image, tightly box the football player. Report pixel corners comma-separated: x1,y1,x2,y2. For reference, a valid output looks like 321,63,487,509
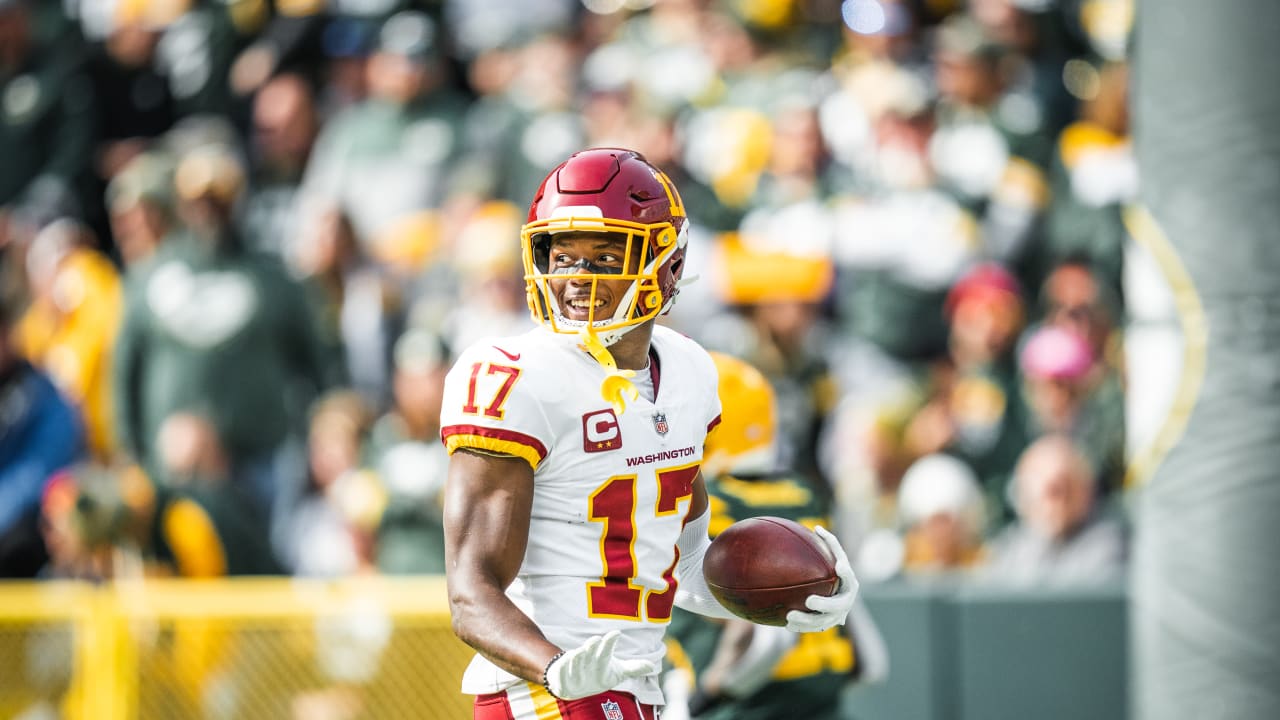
440,148,859,719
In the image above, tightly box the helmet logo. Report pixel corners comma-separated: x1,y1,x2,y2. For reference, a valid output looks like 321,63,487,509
652,412,669,437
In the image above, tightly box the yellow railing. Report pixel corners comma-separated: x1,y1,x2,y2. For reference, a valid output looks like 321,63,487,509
0,577,475,719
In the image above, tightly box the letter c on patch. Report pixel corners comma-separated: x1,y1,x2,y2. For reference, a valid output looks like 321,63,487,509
582,409,622,452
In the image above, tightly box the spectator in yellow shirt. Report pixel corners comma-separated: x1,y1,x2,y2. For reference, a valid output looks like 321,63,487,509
14,219,122,458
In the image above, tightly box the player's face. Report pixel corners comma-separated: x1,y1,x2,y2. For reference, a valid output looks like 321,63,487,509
546,233,642,322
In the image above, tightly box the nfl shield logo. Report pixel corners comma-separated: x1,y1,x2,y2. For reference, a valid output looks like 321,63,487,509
601,699,624,720
651,412,669,436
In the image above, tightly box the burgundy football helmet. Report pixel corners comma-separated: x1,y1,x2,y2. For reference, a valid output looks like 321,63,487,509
521,148,689,346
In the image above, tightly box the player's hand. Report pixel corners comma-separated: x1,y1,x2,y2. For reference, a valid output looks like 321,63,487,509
785,526,859,633
545,630,659,700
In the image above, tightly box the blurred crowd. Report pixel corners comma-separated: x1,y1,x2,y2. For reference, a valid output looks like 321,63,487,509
1,0,1139,591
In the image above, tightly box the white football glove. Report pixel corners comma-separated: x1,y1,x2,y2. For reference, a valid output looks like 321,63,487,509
785,526,859,633
545,630,659,700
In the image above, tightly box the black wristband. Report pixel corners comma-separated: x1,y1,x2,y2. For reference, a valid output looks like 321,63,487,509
542,650,566,695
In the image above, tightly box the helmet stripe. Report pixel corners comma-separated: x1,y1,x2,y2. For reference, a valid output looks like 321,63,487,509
652,169,686,217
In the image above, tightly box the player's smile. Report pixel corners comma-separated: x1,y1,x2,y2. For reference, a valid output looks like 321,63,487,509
562,290,610,320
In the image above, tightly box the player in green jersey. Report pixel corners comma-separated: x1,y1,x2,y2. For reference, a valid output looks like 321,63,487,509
663,352,887,720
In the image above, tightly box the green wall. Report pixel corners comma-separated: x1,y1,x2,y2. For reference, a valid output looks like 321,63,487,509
844,580,1127,720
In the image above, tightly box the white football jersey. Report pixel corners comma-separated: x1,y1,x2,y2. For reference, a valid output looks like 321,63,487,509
440,325,722,704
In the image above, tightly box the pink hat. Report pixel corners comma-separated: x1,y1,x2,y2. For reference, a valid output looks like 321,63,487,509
945,262,1023,318
1020,325,1094,381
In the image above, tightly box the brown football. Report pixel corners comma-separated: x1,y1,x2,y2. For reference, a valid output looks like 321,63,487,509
702,516,839,626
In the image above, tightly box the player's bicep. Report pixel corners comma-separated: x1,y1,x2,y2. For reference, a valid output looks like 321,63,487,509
443,448,535,592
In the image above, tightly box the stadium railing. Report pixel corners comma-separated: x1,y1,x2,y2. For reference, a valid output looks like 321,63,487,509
2,575,1128,719
0,576,473,719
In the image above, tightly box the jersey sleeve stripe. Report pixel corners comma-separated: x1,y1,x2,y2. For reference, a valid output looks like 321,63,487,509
707,414,722,433
441,424,549,470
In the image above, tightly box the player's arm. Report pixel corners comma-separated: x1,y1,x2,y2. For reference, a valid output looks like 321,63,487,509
674,470,739,620
443,448,559,682
444,447,660,699
689,466,710,519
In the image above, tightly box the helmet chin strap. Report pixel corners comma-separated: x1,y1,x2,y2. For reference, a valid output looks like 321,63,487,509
550,298,644,348
578,327,639,415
